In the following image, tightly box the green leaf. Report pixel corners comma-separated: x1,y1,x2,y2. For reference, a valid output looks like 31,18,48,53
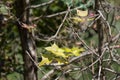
86,0,95,7
61,0,73,6
0,4,9,15
7,72,23,80
106,0,120,6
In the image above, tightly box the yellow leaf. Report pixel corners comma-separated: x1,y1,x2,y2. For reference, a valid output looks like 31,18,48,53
63,47,85,57
71,47,84,56
45,43,66,58
71,17,82,23
39,55,52,66
79,48,85,52
87,18,94,21
72,51,80,56
77,9,88,17
63,47,72,52
55,58,68,64
42,53,54,60
62,47,73,57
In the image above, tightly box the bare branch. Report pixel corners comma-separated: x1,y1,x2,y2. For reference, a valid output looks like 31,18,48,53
26,51,46,75
98,10,112,37
74,32,99,57
32,6,84,21
63,48,106,74
103,68,120,74
29,0,55,9
41,69,55,80
49,6,70,39
34,6,70,41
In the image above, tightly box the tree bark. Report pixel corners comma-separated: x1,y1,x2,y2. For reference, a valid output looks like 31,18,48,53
14,0,38,80
95,0,105,80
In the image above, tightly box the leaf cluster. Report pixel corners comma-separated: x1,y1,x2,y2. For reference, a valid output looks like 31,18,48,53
39,43,84,66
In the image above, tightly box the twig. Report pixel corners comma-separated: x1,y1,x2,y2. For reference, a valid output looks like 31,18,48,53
98,65,102,80
98,10,112,36
74,32,99,57
34,6,70,41
88,14,101,27
28,0,55,9
26,51,46,75
103,68,120,74
64,67,81,74
69,51,92,63
67,46,106,69
64,48,106,74
41,69,55,80
111,32,120,43
81,48,106,72
50,6,70,39
32,6,84,21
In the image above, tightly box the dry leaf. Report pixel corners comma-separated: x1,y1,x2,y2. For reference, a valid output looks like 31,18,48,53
21,22,36,29
77,9,88,17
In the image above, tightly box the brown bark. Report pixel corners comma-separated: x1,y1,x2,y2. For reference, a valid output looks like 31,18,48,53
95,0,105,80
14,0,38,80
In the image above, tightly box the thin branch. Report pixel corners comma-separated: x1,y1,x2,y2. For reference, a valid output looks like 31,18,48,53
103,68,120,74
41,69,55,80
69,51,92,63
49,6,70,39
98,65,102,80
98,10,112,36
26,51,46,75
88,14,101,27
74,32,99,57
28,0,55,9
64,67,81,75
64,48,106,74
81,48,106,72
32,6,84,21
111,32,120,43
34,6,70,41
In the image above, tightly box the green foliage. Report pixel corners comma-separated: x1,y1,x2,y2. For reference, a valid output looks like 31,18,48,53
0,0,120,80
0,4,9,15
61,0,95,9
7,72,23,80
106,0,120,6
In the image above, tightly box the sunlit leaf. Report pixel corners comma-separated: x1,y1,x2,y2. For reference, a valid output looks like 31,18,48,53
71,16,86,24
55,58,68,64
63,47,72,52
45,43,66,58
38,55,52,66
87,17,94,21
63,47,85,56
71,47,84,56
63,47,75,57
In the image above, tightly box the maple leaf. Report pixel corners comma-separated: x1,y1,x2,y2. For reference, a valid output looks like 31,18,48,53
45,43,66,58
38,55,52,66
